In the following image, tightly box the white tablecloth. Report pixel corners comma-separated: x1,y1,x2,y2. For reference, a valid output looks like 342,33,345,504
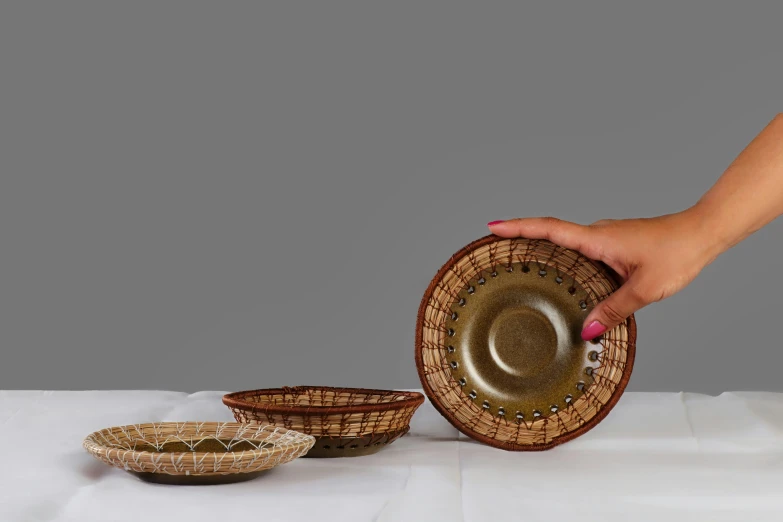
1,390,782,522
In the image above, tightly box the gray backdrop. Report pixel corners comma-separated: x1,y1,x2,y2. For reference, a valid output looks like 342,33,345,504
1,3,782,393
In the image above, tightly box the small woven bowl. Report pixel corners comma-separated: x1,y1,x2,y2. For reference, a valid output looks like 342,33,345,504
223,386,425,457
83,422,314,485
416,235,636,451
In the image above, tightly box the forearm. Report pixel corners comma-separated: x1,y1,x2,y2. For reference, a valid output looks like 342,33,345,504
687,113,783,256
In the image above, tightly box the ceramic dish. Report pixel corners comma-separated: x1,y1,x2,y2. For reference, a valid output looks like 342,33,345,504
415,235,636,450
83,421,314,485
223,386,424,457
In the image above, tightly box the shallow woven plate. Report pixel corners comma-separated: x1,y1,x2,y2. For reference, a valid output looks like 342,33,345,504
83,422,314,485
223,386,424,457
415,235,636,450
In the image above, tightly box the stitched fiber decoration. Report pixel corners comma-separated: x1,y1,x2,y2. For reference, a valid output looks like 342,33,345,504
415,235,636,450
223,386,425,458
83,422,314,484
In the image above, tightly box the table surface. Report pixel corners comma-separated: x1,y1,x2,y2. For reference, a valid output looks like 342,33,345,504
1,389,783,522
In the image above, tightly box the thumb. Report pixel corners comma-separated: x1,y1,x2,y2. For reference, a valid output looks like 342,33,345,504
580,280,646,341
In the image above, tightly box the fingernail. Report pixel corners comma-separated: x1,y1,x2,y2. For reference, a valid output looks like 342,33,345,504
487,220,504,227
581,320,606,341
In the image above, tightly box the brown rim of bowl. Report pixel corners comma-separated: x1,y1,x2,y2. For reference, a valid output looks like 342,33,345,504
222,386,426,415
415,234,637,451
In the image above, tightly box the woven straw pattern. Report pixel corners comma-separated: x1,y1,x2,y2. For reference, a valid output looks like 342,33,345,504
223,386,424,438
416,236,636,450
83,422,314,476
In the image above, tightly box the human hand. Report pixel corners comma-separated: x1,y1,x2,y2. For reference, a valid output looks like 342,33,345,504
487,209,725,340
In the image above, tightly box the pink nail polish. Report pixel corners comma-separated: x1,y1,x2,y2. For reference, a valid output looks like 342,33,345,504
581,320,606,341
487,220,504,226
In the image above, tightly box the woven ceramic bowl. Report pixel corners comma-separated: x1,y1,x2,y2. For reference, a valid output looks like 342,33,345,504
83,422,314,485
223,386,425,457
416,235,636,451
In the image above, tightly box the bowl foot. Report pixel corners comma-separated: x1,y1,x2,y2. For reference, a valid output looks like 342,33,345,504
129,470,267,485
304,428,409,458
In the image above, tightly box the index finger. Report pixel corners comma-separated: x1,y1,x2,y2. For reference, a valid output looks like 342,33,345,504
488,217,594,253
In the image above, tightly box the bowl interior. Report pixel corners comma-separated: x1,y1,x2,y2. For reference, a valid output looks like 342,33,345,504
129,438,273,453
86,422,312,454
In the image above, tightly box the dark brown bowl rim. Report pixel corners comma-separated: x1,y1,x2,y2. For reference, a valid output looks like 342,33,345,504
415,234,637,451
222,386,425,415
